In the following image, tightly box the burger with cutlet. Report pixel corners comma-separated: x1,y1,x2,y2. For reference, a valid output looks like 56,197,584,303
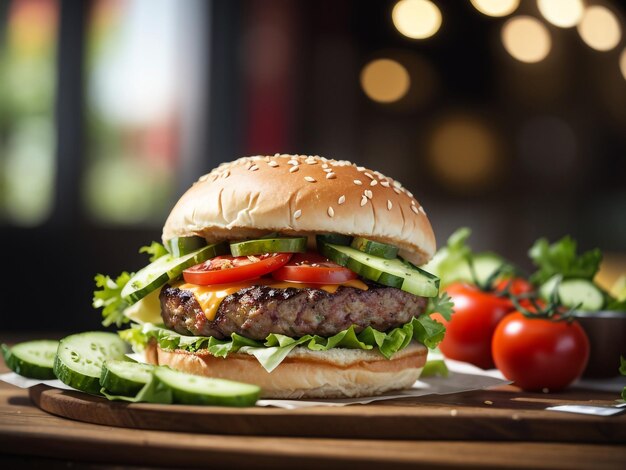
95,154,452,399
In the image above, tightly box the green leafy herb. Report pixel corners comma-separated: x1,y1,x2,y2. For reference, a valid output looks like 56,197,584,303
607,297,626,312
120,314,447,373
139,242,168,262
426,291,455,322
529,236,602,285
93,272,133,327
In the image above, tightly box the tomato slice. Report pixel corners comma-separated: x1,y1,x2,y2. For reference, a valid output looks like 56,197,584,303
271,252,358,284
183,253,292,285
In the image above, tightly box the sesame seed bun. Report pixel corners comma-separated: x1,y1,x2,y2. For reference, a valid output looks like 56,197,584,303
145,340,427,399
162,154,436,264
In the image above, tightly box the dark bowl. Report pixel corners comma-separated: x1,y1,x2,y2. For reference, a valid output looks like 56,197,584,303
573,311,626,378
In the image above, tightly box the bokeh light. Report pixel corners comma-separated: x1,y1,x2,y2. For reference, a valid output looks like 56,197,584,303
392,0,442,39
428,115,500,190
501,16,551,63
470,0,519,18
620,48,626,80
537,0,584,28
360,58,410,103
577,5,622,51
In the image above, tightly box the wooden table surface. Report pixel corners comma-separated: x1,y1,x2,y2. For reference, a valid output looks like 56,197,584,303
1,333,625,469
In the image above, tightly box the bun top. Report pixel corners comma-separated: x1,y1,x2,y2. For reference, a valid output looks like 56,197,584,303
162,154,436,265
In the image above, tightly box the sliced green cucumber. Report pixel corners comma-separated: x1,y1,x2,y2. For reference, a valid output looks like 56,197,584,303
316,233,353,247
1,340,59,379
230,237,307,256
153,367,260,407
540,276,604,311
319,243,439,297
351,237,398,259
54,332,127,394
165,236,206,257
122,242,229,304
100,359,154,396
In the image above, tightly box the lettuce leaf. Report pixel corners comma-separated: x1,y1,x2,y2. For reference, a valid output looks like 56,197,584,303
120,313,447,373
93,272,133,327
139,242,168,262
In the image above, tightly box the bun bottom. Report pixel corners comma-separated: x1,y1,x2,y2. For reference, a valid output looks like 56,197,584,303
145,341,427,399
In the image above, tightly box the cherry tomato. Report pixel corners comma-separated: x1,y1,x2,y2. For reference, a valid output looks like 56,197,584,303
434,282,515,369
183,253,292,285
271,252,357,284
492,312,590,391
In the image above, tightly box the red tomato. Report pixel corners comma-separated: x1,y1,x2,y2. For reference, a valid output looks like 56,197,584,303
271,253,357,284
494,277,534,297
492,312,590,391
183,253,292,285
435,282,515,369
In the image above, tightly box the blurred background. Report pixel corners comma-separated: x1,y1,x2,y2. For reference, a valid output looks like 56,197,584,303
0,0,624,331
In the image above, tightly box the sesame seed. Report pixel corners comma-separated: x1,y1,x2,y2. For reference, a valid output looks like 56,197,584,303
294,209,302,219
304,176,316,183
326,172,336,179
393,181,402,188
450,409,458,417
322,163,329,169
380,180,390,188
411,205,419,214
357,166,366,172
360,196,368,206
268,161,279,167
289,166,299,173
354,179,363,185
249,165,259,171
393,187,401,194
327,207,334,217
199,174,209,182
364,172,374,180
387,200,393,210
484,400,493,405
338,195,346,205
288,159,299,166
411,200,416,205
364,189,373,199
223,170,230,178
274,153,280,157
323,168,332,173
305,159,317,165
419,206,426,215
370,180,378,186
406,190,414,198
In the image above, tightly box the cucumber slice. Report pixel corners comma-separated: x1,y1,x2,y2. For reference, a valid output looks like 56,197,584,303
153,367,260,407
540,277,604,311
54,332,127,394
230,237,307,256
100,359,154,396
351,237,398,259
319,243,439,297
122,242,228,304
316,233,353,247
165,236,206,257
1,340,58,379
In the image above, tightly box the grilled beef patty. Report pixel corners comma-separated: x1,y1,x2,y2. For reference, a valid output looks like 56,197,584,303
160,283,427,340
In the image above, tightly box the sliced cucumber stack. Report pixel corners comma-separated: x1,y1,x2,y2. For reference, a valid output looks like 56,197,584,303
351,237,398,259
1,340,59,379
100,359,154,396
54,332,127,394
153,367,261,407
122,242,229,304
230,237,307,256
165,236,207,257
540,276,604,311
319,243,439,297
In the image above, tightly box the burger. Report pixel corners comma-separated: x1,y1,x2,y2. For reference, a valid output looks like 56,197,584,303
95,154,452,399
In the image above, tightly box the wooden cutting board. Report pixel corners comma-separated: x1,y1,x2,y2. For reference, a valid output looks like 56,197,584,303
30,384,626,443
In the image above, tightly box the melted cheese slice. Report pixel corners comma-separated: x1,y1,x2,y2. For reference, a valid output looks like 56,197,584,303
179,278,368,321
